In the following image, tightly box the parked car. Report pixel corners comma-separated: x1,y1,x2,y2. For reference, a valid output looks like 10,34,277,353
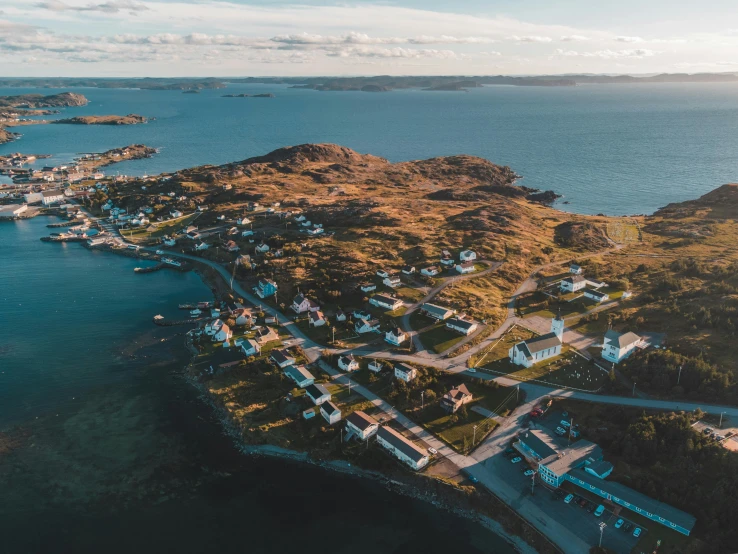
428,447,438,455
560,420,571,428
511,457,522,464
555,427,566,436
564,494,574,504
467,367,477,373
633,527,642,538
594,505,605,517
155,249,164,255
524,470,535,477
614,519,624,529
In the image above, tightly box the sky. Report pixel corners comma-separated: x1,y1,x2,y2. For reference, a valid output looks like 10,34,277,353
1,0,738,77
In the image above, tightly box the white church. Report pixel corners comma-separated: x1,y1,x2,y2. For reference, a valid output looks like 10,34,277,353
509,313,565,368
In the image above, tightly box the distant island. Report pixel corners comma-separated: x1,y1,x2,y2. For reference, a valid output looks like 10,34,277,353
0,74,737,94
0,92,88,109
221,93,275,98
51,114,148,125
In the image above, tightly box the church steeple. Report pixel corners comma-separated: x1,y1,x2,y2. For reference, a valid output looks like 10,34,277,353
551,309,564,340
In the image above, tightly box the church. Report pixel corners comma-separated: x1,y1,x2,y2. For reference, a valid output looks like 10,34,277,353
509,314,564,368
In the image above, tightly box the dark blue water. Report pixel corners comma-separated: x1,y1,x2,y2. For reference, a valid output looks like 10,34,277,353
2,82,737,215
0,218,514,554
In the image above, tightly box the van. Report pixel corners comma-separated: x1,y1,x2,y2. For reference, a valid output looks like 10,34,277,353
594,505,605,517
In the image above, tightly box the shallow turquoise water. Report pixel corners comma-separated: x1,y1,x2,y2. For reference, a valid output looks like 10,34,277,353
2,82,737,214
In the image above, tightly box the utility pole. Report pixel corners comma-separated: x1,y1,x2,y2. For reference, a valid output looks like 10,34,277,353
473,424,477,445
677,365,683,385
632,382,636,397
530,472,535,495
348,379,352,396
516,385,519,402
569,417,574,443
720,411,726,429
598,522,606,548
421,390,424,410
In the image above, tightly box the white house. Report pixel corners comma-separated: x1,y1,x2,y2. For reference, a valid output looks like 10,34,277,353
584,289,610,303
560,275,587,293
383,275,401,288
459,250,477,262
345,411,379,441
234,308,252,326
360,283,377,293
376,426,429,470
309,310,327,327
352,310,371,321
255,242,270,253
441,384,473,413
0,204,28,219
292,294,319,314
237,216,251,225
402,265,416,275
213,323,232,343
284,365,315,388
204,319,224,336
569,264,583,275
320,401,342,425
270,349,295,369
170,210,183,218
241,230,254,237
335,310,347,322
420,303,454,321
163,238,177,246
239,338,261,356
456,261,475,274
509,315,564,368
195,242,209,251
369,294,403,311
338,355,359,372
385,327,408,346
421,266,440,277
305,383,331,405
41,189,65,205
368,360,383,373
394,363,417,383
355,318,381,334
440,250,455,266
602,330,642,364
255,326,279,344
376,269,390,279
446,317,478,336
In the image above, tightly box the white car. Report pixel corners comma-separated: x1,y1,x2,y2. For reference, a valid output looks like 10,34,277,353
466,367,477,373
524,469,535,477
156,249,164,255
564,494,574,504
428,447,438,455
511,457,522,464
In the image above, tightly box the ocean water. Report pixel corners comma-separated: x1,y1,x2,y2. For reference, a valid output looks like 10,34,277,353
0,218,514,554
2,82,738,215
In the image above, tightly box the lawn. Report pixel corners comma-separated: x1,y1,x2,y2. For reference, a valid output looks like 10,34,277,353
127,213,199,244
417,324,466,353
295,319,358,345
395,286,426,303
481,348,607,392
470,325,536,367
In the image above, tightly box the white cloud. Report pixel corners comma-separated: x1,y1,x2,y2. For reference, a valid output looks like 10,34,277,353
508,35,552,43
560,35,589,42
615,36,643,43
555,48,656,59
35,0,149,13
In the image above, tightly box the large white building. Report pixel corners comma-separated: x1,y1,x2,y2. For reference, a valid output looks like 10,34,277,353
509,314,564,367
41,189,65,206
376,426,429,470
602,329,642,363
345,411,379,441
560,275,587,293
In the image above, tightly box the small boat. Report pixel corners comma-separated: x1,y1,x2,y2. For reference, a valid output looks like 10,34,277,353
190,309,202,316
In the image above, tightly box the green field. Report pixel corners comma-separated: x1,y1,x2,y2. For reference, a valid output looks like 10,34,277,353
417,324,466,353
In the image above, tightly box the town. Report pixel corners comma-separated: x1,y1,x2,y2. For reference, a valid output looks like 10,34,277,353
4,142,738,554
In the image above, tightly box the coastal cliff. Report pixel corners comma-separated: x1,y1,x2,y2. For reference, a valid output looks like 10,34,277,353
0,92,88,109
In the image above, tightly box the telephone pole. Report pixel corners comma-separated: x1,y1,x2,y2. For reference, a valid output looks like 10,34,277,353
421,390,424,410
473,424,478,445
677,365,683,385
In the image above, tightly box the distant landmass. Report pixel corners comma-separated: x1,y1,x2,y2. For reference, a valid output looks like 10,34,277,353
0,92,88,108
221,93,275,98
0,74,737,93
51,114,148,125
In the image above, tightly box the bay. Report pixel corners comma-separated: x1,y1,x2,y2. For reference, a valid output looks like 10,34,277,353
0,217,515,554
2,82,738,215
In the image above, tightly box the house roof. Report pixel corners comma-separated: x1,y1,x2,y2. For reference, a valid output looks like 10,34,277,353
394,363,416,375
444,384,472,402
518,429,561,459
604,330,642,349
542,439,602,476
284,364,314,384
441,249,452,258
305,383,330,399
357,318,380,328
377,426,428,463
447,317,475,331
243,339,260,351
567,469,696,532
523,332,562,354
570,264,581,270
321,401,340,416
421,303,453,318
270,349,294,365
423,265,439,272
460,249,475,256
293,293,306,305
258,278,276,288
458,261,475,269
585,289,608,299
586,459,614,476
387,327,405,338
255,326,277,339
346,410,378,431
372,294,400,306
42,189,63,197
309,310,325,322
339,354,356,365
563,275,586,284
